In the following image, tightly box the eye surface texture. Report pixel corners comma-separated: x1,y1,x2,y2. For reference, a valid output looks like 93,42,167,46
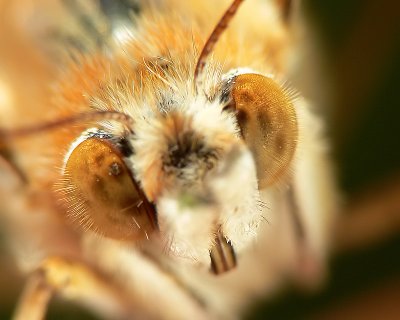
60,135,156,241
229,73,298,188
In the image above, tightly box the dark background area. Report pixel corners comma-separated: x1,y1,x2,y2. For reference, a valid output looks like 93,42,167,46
250,0,400,318
1,0,400,319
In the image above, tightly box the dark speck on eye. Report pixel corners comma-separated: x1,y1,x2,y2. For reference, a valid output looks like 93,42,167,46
109,162,121,176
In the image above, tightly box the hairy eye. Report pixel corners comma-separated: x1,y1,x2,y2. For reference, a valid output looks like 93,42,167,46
229,73,298,188
61,137,156,241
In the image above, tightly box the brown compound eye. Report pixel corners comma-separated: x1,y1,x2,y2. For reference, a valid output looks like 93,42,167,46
230,73,298,188
61,137,156,241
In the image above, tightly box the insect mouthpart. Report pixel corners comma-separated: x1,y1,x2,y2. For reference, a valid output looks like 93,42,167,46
210,230,237,274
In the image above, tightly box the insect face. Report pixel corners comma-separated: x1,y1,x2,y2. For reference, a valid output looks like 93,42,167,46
57,65,298,272
0,0,341,318
130,91,261,268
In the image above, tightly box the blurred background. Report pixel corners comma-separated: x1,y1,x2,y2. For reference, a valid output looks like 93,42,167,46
0,0,400,319
249,0,400,318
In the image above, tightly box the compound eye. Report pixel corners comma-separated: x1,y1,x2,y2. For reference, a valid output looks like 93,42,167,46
61,137,156,241
229,73,298,188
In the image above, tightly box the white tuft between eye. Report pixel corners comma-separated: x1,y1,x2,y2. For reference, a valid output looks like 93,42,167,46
212,146,262,252
157,195,217,266
156,145,261,267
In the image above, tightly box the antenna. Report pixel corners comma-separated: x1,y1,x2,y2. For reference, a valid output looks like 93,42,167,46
194,0,245,81
0,110,134,141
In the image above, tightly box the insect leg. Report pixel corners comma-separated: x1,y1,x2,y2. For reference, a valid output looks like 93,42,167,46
13,257,133,320
0,152,26,187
